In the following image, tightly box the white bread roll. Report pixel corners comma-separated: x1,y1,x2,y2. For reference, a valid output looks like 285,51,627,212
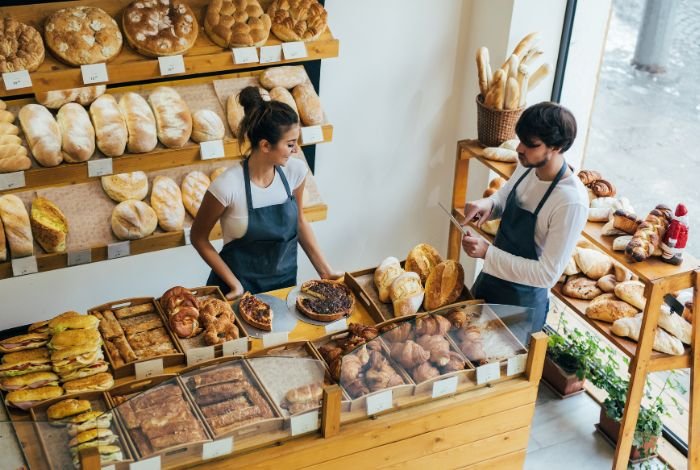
614,281,646,310
574,247,613,280
612,314,684,355
111,200,157,240
57,103,95,163
150,176,185,232
588,207,612,222
90,94,128,157
259,66,307,89
18,104,63,167
118,92,157,154
0,195,33,258
101,172,148,202
0,217,6,262
596,274,618,293
181,171,210,218
292,83,323,126
483,147,517,163
191,109,225,143
0,110,15,122
269,87,298,114
0,144,31,173
659,305,692,344
148,87,192,149
373,257,404,304
35,85,106,109
390,271,424,317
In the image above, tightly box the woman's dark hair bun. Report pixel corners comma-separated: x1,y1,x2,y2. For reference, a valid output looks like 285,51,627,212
238,86,266,116
237,85,299,150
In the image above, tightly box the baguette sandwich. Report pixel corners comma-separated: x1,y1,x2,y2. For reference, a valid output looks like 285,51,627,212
0,348,52,377
5,385,64,409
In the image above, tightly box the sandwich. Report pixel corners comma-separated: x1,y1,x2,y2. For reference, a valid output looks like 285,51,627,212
67,410,113,436
0,333,49,353
30,311,80,334
63,372,114,394
59,360,109,382
0,348,52,377
4,385,64,410
68,428,119,450
0,371,60,391
51,342,104,376
48,329,101,351
47,398,92,422
71,444,123,467
48,313,99,335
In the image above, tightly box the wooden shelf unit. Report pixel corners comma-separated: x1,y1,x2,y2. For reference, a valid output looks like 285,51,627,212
449,138,700,469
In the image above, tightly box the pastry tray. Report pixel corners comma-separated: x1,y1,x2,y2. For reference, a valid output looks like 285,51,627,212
88,297,185,379
285,283,354,326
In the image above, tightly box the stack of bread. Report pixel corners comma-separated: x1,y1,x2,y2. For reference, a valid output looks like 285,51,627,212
0,99,31,173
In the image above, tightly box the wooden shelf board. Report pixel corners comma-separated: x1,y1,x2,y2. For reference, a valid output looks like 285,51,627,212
0,0,339,98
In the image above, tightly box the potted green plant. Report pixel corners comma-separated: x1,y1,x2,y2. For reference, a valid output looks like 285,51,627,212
543,320,600,397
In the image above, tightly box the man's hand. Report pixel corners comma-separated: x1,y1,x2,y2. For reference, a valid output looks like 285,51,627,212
463,198,494,228
462,233,489,259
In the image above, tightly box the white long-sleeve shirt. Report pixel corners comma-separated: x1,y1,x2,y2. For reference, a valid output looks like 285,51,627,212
483,163,589,288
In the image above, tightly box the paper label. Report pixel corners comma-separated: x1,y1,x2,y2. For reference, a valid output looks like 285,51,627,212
186,346,215,366
366,389,393,415
223,337,248,356
87,158,113,177
183,227,191,246
67,249,92,267
11,256,38,277
129,456,160,470
134,358,163,380
202,437,234,460
262,331,288,348
158,55,186,76
2,70,32,90
290,410,319,436
107,241,130,260
0,171,26,191
507,354,528,376
432,376,459,398
282,41,308,60
324,318,347,334
232,47,259,64
476,362,501,385
259,45,282,64
81,63,108,84
301,126,324,145
103,465,116,470
200,140,225,160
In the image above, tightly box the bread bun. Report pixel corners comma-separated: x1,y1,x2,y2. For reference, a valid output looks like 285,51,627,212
191,109,225,143
57,103,95,163
150,176,185,232
181,171,210,217
101,172,148,202
148,86,192,149
423,260,464,310
390,271,424,317
574,247,613,280
614,281,646,310
118,92,157,154
260,66,307,89
111,200,157,240
90,94,128,158
405,243,442,284
562,274,602,300
373,257,404,304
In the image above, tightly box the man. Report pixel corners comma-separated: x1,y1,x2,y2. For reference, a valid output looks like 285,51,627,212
462,102,588,333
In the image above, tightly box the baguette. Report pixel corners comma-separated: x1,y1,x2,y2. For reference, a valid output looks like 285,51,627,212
512,32,541,59
484,69,506,110
292,83,324,126
528,63,552,92
517,65,530,107
476,47,490,97
483,147,517,163
90,94,128,158
504,77,520,110
521,47,543,66
18,104,63,167
57,103,95,163
506,54,520,81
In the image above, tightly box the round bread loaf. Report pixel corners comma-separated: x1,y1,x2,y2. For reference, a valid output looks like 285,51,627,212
111,200,157,240
423,260,464,310
122,0,198,58
101,172,149,202
267,0,328,42
405,243,442,284
0,16,45,73
191,109,225,143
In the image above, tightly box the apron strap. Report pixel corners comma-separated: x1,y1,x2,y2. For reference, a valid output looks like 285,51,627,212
276,165,293,198
242,159,294,212
533,159,568,217
505,167,533,205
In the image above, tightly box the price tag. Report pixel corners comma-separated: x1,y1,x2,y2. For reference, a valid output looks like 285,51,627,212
12,256,38,277
183,227,191,245
202,437,234,460
130,456,161,470
107,241,130,260
259,45,282,64
158,55,186,76
87,158,113,177
186,346,215,366
200,140,225,160
232,47,259,64
2,70,32,90
432,376,459,398
223,337,249,356
290,410,319,436
103,466,115,470
67,249,92,267
507,354,528,376
366,389,393,415
0,171,26,191
262,331,288,348
134,358,163,380
476,362,501,385
324,318,347,334
81,63,109,84
282,41,308,60
300,126,324,145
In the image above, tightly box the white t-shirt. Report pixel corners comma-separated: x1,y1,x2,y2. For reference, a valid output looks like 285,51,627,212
483,162,589,288
208,158,308,243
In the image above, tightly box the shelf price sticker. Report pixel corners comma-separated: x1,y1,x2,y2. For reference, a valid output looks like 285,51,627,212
281,41,308,60
291,410,320,436
223,337,249,356
81,63,109,84
324,318,347,334
135,358,163,380
301,126,324,145
262,331,289,348
476,362,501,385
200,140,225,160
432,376,459,399
0,171,26,191
259,45,282,64
366,389,393,415
2,70,32,91
87,158,113,177
12,256,38,277
186,345,215,366
158,55,186,76
202,437,234,460
107,241,130,260
232,47,259,64
67,248,92,267
507,354,528,377
129,456,161,470
183,227,191,245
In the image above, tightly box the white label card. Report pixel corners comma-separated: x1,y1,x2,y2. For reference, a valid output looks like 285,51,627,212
301,126,324,145
158,55,186,76
282,41,308,60
259,45,282,64
0,171,26,191
183,227,191,246
130,456,161,470
107,241,130,260
432,376,459,398
202,437,234,460
291,410,319,436
87,158,113,177
67,249,92,267
134,358,163,380
324,318,347,334
223,337,249,356
186,346,215,366
200,140,225,160
232,47,259,64
12,256,38,277
476,362,501,385
2,70,32,90
507,354,528,376
262,331,289,348
81,63,109,84
366,389,393,415
103,465,116,470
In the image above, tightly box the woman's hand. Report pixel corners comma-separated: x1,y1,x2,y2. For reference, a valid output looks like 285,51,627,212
225,280,245,300
320,271,344,281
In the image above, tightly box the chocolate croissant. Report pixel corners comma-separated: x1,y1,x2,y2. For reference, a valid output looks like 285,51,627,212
590,179,616,197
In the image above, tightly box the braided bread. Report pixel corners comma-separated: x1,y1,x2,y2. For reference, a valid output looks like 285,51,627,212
625,205,672,262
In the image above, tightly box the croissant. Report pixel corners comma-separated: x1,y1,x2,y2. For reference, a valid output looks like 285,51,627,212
344,377,369,398
590,179,616,197
626,205,672,262
412,362,440,383
458,326,487,363
415,315,451,336
389,340,430,369
416,334,451,366
284,382,323,405
348,323,379,341
441,351,466,373
340,354,365,384
365,351,403,391
445,309,467,329
577,169,602,185
318,344,343,364
354,345,370,366
381,322,414,343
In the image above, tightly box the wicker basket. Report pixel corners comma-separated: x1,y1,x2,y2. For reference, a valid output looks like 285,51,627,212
476,95,524,147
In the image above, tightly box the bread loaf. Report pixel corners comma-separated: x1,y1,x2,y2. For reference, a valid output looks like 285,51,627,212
30,197,68,253
35,85,106,109
260,66,307,90
226,92,245,136
612,314,684,355
588,207,611,222
150,176,185,232
18,104,63,167
613,281,646,310
612,209,640,235
0,143,31,173
148,87,192,149
373,257,404,304
597,274,618,293
0,110,14,123
292,83,323,126
601,219,626,236
423,260,464,310
269,87,298,114
626,205,672,262
268,0,328,42
563,255,579,276
191,110,225,143
405,243,442,284
111,200,157,240
118,92,157,154
0,135,21,146
181,171,210,218
659,305,692,344
562,275,602,300
585,293,637,323
57,103,95,163
0,123,19,136
0,195,33,258
574,247,613,280
90,94,128,157
528,63,552,91
483,147,517,163
101,172,148,202
390,272,424,317
476,47,490,97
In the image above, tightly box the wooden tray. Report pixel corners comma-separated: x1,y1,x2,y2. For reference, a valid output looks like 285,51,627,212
88,297,185,379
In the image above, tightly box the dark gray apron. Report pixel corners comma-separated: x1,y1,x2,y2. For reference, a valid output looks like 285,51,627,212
472,160,568,337
207,159,298,295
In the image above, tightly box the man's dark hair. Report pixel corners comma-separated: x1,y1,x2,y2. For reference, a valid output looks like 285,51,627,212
515,102,577,152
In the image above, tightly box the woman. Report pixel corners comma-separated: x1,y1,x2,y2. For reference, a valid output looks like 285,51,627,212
191,86,340,299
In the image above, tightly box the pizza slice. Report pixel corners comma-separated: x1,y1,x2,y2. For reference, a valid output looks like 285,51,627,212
238,293,273,331
296,280,355,322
